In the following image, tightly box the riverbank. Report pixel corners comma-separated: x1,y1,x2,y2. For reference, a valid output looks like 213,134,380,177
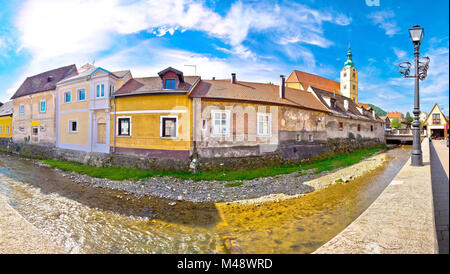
0,196,64,254
35,147,389,203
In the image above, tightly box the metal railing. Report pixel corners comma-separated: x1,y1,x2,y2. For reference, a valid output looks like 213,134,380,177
385,128,426,136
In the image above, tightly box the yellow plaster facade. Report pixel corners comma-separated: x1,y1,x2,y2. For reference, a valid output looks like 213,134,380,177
56,66,132,152
0,115,12,138
111,94,193,157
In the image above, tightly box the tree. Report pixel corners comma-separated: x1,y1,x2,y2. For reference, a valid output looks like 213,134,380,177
405,112,414,128
391,117,402,129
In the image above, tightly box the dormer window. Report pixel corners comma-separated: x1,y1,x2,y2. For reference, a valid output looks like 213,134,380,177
165,79,176,89
330,98,336,108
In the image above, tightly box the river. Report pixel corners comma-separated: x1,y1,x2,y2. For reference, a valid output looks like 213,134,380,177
0,146,411,254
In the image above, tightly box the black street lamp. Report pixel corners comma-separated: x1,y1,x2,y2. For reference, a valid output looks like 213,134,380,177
398,25,430,166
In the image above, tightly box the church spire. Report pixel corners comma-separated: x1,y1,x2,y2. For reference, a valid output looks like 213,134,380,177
344,46,355,68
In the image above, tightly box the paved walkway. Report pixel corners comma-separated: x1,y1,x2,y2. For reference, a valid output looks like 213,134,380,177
430,140,449,254
314,139,438,254
0,196,64,254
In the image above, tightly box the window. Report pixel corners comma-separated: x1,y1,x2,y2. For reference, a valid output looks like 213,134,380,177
0,126,2,134
343,73,347,77
212,110,230,135
343,84,347,90
165,79,175,89
6,125,9,135
64,91,71,103
339,122,344,131
370,125,374,132
117,117,131,136
353,72,356,77
78,89,86,101
40,100,46,112
432,114,440,124
330,98,336,108
109,85,115,97
297,134,302,141
352,85,356,90
96,84,105,98
20,104,25,114
161,116,177,138
202,119,207,131
257,113,271,136
357,124,361,132
308,134,314,142
68,120,77,133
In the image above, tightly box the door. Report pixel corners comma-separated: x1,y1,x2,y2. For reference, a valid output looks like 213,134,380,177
31,127,39,143
97,121,106,144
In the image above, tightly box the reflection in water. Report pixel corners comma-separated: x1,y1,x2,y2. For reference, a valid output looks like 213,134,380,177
0,146,411,254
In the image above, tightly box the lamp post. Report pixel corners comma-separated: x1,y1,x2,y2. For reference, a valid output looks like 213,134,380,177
398,25,430,166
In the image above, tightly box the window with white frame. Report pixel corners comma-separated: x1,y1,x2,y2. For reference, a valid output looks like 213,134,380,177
20,104,25,114
96,84,105,98
64,91,71,103
161,116,177,138
257,113,271,136
117,117,131,136
68,120,78,133
40,100,46,112
212,110,230,135
78,89,86,101
109,85,115,97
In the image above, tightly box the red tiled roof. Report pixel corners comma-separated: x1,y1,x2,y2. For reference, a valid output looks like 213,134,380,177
386,112,403,119
286,70,341,95
189,79,329,113
114,76,199,96
11,65,78,99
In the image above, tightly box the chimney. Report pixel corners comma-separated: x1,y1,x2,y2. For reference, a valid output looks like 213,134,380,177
212,77,215,80
344,99,349,111
372,109,376,118
47,76,54,82
231,73,236,84
279,75,285,99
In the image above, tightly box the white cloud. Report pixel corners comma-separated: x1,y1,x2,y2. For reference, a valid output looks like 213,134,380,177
393,48,407,60
367,10,400,37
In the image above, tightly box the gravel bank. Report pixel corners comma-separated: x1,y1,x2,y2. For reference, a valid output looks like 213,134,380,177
37,151,389,204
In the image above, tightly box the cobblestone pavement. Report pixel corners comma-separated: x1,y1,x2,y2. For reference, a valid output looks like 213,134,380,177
430,140,449,254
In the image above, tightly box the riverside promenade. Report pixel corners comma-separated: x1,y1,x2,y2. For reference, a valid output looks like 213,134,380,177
0,196,64,254
315,139,439,254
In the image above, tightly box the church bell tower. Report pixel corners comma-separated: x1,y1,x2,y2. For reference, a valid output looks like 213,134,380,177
340,47,358,103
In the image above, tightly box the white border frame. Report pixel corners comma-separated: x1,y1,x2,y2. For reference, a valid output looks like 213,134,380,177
39,100,46,113
160,115,178,139
63,90,72,104
68,119,78,133
19,104,25,115
211,110,231,137
116,116,132,137
257,112,272,137
77,88,87,101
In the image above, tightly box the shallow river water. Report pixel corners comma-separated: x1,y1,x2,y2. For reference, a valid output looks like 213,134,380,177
0,146,411,254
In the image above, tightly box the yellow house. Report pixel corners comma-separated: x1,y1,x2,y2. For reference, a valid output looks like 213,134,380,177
0,101,13,139
11,65,78,145
56,64,131,153
111,67,199,158
424,104,448,139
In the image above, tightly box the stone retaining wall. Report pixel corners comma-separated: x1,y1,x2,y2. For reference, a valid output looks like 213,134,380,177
0,137,384,172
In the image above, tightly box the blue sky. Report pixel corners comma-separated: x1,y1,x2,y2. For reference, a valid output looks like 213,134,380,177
0,0,448,115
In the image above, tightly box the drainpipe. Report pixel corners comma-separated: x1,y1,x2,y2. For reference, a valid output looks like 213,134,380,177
113,95,116,153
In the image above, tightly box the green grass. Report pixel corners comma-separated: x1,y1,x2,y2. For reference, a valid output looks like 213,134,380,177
42,146,384,182
225,181,243,187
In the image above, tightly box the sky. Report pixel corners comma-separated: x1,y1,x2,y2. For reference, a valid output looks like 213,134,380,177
0,0,448,115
